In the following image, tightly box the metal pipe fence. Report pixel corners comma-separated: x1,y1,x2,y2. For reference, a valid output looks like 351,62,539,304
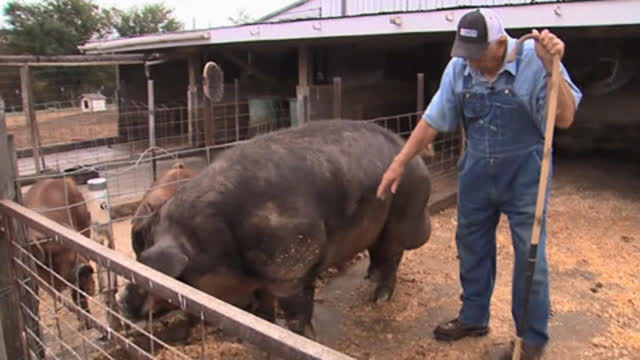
0,199,355,360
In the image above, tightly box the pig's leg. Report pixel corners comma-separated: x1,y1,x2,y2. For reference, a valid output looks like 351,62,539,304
278,276,316,339
367,224,405,304
253,289,276,323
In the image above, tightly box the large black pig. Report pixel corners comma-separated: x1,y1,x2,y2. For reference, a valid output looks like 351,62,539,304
119,119,432,337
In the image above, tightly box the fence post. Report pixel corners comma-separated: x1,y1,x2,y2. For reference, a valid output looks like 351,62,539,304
0,98,25,360
417,73,435,156
187,55,199,147
0,311,6,360
417,73,424,113
20,65,44,174
333,77,342,119
114,64,121,123
297,46,310,126
234,79,240,142
203,96,212,163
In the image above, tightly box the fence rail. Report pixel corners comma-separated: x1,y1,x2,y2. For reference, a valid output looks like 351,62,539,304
0,199,355,360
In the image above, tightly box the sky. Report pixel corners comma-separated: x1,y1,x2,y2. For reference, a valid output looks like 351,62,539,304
0,0,297,29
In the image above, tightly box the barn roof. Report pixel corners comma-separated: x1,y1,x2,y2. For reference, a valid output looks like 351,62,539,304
258,0,567,23
79,0,639,54
257,0,313,22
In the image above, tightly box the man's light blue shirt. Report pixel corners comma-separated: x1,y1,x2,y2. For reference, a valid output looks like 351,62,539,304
422,36,583,134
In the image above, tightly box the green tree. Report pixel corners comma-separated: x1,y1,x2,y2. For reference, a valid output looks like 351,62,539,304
3,0,110,55
109,4,183,38
2,0,114,105
0,0,182,107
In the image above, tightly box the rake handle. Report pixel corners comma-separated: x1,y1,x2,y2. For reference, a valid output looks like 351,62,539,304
509,32,562,360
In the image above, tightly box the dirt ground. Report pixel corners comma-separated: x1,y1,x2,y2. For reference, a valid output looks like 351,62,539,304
30,153,639,360
6,108,117,149
98,154,638,359
15,105,638,359
309,154,640,360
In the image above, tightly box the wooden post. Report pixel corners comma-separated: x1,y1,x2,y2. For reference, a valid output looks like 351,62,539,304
417,73,424,113
114,64,120,120
333,77,342,119
203,95,212,163
146,66,157,181
234,79,240,142
187,55,199,146
0,311,6,360
297,46,310,126
19,65,43,174
0,98,25,360
417,73,435,156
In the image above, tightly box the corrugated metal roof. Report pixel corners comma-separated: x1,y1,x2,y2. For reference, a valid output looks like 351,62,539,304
79,0,640,54
257,0,313,22
261,0,572,22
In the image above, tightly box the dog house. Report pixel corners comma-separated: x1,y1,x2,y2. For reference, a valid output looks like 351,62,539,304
80,93,107,112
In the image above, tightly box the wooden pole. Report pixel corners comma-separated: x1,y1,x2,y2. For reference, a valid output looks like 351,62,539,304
0,98,25,360
297,46,310,126
416,73,424,113
333,77,342,119
416,73,435,156
234,79,240,142
203,95,211,163
507,33,561,360
187,55,199,146
0,311,6,360
114,64,120,120
20,65,43,174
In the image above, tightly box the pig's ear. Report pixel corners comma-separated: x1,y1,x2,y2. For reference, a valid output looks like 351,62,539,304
139,241,189,278
131,204,158,258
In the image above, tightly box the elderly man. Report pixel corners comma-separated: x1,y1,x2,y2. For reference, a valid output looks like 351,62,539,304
377,8,582,359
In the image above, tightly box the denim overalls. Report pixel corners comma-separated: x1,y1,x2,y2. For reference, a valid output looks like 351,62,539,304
455,47,551,347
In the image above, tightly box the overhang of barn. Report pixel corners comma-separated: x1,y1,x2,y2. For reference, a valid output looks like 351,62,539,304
80,0,638,54
81,0,640,155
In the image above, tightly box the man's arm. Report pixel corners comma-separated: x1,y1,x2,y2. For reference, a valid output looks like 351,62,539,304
376,59,460,199
376,121,438,199
555,77,576,129
394,121,439,166
534,29,581,129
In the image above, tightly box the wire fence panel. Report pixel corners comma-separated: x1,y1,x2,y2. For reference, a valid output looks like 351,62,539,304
13,109,460,216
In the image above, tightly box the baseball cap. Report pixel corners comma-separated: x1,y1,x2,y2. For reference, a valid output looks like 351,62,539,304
450,8,506,59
